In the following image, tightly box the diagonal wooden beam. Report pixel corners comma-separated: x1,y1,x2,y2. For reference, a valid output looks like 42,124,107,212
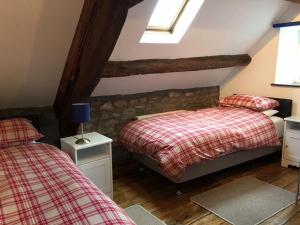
54,0,143,137
127,0,144,8
102,55,252,77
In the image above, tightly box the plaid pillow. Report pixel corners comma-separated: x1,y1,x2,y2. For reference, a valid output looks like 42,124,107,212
0,118,43,149
219,95,279,111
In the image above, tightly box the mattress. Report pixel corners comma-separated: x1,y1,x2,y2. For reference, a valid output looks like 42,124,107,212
270,116,284,138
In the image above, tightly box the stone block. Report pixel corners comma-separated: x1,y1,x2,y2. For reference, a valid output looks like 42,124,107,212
101,101,113,110
114,100,127,108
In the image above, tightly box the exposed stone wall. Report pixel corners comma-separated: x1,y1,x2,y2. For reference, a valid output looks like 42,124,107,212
87,86,219,145
0,86,219,162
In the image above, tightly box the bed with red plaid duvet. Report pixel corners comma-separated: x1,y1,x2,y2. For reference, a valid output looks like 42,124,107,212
118,107,280,179
0,143,135,225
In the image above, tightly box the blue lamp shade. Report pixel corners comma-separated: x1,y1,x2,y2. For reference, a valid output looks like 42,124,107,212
71,103,91,124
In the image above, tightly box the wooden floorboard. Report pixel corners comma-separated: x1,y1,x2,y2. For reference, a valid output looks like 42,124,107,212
113,155,300,225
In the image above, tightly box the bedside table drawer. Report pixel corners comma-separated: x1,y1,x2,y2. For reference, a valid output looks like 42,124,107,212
284,134,300,162
79,158,112,194
286,129,300,136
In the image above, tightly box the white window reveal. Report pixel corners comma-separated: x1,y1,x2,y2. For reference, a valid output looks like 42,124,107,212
140,0,205,44
274,22,300,86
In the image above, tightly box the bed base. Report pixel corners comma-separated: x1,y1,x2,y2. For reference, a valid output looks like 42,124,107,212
133,146,281,186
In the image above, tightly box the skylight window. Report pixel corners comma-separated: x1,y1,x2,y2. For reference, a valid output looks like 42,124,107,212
275,25,300,85
147,0,188,32
140,0,205,44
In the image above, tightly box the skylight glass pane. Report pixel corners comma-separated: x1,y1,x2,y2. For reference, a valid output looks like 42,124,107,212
140,0,204,44
275,25,300,84
147,0,187,31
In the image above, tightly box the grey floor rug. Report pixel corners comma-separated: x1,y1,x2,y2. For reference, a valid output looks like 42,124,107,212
125,204,167,225
191,176,295,225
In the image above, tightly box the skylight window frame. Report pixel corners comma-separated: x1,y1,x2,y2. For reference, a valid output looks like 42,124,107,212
146,0,190,33
140,0,205,44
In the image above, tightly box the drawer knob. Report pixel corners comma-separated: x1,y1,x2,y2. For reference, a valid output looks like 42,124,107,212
286,145,288,148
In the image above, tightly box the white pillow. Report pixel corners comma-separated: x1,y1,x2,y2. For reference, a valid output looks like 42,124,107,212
262,109,279,117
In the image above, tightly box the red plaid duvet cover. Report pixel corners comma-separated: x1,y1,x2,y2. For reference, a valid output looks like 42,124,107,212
118,107,280,179
0,143,135,225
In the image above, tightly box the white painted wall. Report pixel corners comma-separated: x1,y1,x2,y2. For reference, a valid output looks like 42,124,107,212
0,0,83,108
221,9,300,115
97,68,235,96
0,0,297,108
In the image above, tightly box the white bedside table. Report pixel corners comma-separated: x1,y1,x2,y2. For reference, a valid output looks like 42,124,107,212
281,116,300,203
282,116,300,168
60,132,113,198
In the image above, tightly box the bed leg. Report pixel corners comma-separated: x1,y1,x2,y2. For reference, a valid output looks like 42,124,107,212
274,152,280,160
138,164,144,173
176,184,183,195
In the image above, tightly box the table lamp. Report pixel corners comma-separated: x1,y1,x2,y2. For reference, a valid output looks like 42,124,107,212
71,103,91,145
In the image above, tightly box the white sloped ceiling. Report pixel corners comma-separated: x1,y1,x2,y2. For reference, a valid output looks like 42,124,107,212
0,0,298,108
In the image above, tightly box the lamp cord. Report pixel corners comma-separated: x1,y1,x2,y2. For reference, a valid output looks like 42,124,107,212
81,123,84,140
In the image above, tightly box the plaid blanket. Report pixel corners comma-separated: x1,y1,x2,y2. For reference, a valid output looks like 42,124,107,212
118,107,280,179
0,143,135,225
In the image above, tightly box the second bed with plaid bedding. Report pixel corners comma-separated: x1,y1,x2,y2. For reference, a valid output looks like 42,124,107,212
118,107,280,179
0,143,135,225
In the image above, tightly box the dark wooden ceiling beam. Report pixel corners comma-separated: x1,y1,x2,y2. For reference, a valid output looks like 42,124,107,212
102,55,252,77
54,0,143,137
